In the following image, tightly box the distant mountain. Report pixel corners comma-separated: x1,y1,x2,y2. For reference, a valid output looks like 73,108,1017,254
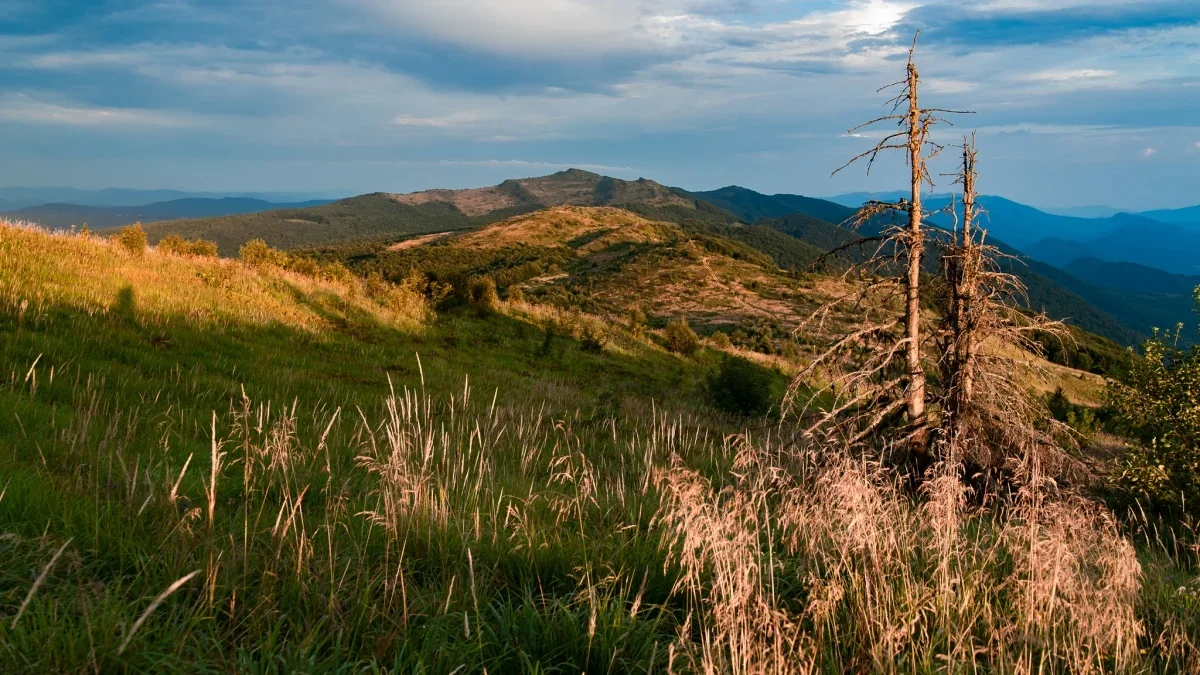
138,169,738,255
831,191,1146,249
1030,260,1198,343
691,186,856,225
1042,205,1124,219
0,187,343,211
1024,237,1097,269
1136,205,1200,227
1026,218,1200,276
6,197,333,230
1064,258,1200,295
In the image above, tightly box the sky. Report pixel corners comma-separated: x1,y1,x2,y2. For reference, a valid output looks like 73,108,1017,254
1,0,1198,209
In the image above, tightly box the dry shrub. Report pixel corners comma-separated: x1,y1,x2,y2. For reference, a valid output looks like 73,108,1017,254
116,223,147,256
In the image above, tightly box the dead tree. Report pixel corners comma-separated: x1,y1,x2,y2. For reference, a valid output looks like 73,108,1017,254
787,34,965,455
934,136,1077,479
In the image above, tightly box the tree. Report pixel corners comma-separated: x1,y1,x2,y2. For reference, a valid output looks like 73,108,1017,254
790,34,965,452
934,137,1066,470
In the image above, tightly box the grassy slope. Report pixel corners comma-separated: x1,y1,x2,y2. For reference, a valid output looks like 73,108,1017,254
3,223,1197,672
1,222,777,672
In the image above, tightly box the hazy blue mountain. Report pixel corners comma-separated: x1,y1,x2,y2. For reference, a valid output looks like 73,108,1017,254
1042,205,1124,219
0,187,344,210
1136,205,1200,227
5,197,333,230
1024,237,1097,268
1064,257,1200,295
831,192,1154,249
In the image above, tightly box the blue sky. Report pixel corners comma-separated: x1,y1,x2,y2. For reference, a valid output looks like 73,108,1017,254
1,0,1198,209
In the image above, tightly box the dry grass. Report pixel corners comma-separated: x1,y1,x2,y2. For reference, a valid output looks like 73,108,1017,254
0,220,428,332
656,440,1152,674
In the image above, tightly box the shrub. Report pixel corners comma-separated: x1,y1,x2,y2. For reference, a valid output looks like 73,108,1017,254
468,277,500,314
319,261,355,285
579,320,608,353
287,256,321,277
116,224,147,256
629,308,647,336
189,239,219,258
363,271,389,300
664,317,700,356
1108,327,1200,508
239,239,289,268
710,331,732,349
709,355,775,417
159,234,218,258
507,287,525,305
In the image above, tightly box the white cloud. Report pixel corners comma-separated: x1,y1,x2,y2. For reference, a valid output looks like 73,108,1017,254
1023,68,1117,82
1143,147,1157,158
0,94,195,127
394,112,481,128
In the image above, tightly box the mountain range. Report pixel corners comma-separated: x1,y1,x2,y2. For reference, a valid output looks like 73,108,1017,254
118,169,1144,346
2,197,333,230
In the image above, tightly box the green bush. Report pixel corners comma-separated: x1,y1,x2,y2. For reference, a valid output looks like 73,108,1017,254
1108,323,1200,509
664,317,700,356
710,331,732,349
159,233,219,258
287,256,321,277
579,320,608,353
629,308,648,336
710,356,775,417
239,239,289,268
468,277,500,314
116,223,147,256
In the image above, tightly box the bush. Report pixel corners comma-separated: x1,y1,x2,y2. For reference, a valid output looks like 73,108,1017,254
240,239,289,268
1108,327,1200,509
664,317,700,356
579,320,608,353
468,277,500,314
507,287,525,305
319,261,355,285
116,224,147,256
159,234,218,258
710,356,775,417
710,331,732,349
287,256,321,277
629,308,648,336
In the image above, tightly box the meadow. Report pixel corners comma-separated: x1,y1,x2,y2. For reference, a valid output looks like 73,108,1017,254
1,221,1197,673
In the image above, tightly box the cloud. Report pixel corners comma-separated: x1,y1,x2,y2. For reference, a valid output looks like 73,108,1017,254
1022,68,1116,82
394,112,481,128
1143,147,1157,158
0,94,195,127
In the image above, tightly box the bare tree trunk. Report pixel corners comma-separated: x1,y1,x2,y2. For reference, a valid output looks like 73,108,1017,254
905,58,927,437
